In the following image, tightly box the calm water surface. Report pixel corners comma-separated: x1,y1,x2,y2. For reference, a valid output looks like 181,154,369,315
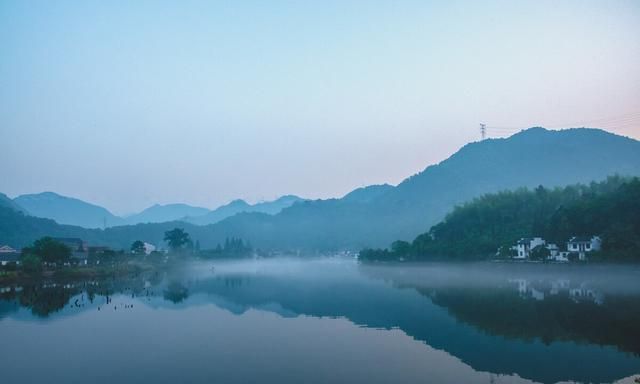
1,258,639,384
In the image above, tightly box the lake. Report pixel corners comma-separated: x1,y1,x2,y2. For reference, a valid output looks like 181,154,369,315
1,258,639,384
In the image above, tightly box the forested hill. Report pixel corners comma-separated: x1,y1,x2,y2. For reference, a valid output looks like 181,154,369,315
201,127,640,249
360,176,640,261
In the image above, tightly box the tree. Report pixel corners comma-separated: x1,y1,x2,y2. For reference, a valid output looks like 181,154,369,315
530,245,550,261
163,282,189,303
130,240,145,255
21,254,42,273
164,228,191,251
391,240,411,255
23,237,71,264
496,245,516,259
359,177,640,262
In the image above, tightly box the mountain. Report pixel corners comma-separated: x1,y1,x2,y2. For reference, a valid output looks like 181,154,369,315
360,176,640,261
368,127,640,244
253,195,306,214
185,195,304,225
7,190,304,230
342,184,393,203
0,193,27,214
0,204,214,250
3,128,639,251
199,128,640,249
125,203,210,225
13,192,124,229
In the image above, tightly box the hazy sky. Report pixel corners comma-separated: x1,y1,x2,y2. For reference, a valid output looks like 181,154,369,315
1,0,639,214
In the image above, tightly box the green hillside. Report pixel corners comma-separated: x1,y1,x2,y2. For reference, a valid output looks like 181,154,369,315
360,176,640,261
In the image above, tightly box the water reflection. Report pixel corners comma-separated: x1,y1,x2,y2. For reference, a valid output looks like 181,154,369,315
0,259,639,384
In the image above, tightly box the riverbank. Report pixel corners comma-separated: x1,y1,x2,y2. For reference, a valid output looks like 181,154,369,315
0,261,159,286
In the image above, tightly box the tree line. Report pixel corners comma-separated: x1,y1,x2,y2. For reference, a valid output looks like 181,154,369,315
359,176,640,262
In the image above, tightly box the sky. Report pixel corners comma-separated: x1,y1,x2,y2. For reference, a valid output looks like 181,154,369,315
1,0,639,215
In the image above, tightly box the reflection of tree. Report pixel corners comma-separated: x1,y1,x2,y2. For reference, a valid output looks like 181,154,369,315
423,286,640,355
223,276,245,288
163,282,189,304
18,285,78,317
0,271,162,317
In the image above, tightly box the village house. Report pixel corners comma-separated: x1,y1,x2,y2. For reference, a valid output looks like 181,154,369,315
515,237,546,259
505,235,601,262
0,245,20,266
567,236,602,261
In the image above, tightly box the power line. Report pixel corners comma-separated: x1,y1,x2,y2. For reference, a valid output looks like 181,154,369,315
481,111,640,138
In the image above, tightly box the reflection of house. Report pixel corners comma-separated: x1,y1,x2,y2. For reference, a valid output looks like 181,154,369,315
570,284,604,305
511,279,605,305
549,279,570,295
509,278,544,300
567,236,601,261
0,245,19,266
515,237,546,259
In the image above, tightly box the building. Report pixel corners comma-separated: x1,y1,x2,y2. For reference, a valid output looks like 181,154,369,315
549,250,571,262
0,245,18,254
143,242,156,255
515,237,546,259
545,243,572,262
0,245,19,266
504,235,601,262
567,236,602,260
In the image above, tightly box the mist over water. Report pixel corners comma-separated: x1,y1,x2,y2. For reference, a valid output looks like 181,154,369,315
1,258,639,384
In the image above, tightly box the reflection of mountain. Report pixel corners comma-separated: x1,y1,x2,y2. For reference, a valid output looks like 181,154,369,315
182,269,640,384
427,286,640,355
2,261,639,384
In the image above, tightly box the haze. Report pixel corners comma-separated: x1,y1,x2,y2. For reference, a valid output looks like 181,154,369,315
1,0,639,214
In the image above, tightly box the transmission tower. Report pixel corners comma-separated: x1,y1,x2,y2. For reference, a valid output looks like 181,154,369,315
480,123,486,140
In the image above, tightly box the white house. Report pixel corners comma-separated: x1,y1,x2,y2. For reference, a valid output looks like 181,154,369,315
545,243,572,262
567,236,602,260
515,237,546,259
143,242,156,255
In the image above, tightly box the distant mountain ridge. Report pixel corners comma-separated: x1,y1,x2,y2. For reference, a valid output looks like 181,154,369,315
194,127,640,249
2,128,640,250
341,184,393,203
10,191,305,229
185,195,306,225
125,203,210,225
14,192,124,229
0,193,27,214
